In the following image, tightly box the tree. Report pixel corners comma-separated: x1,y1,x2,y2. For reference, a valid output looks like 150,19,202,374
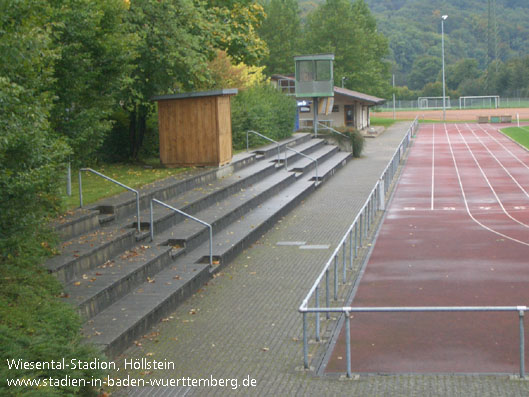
408,55,442,90
258,0,302,75
445,58,481,90
0,0,69,253
204,50,267,90
123,0,267,159
123,0,214,159
207,0,268,65
303,0,390,97
48,0,134,164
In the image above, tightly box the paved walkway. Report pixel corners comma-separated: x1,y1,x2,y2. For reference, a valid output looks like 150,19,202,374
114,123,529,396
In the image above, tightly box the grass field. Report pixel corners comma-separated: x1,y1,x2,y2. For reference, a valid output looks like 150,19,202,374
61,162,187,210
501,126,529,150
370,117,397,128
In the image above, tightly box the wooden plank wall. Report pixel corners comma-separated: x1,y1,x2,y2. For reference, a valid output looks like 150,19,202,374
159,96,231,166
216,96,233,166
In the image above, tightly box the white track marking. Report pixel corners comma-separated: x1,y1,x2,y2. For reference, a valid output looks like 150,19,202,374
444,123,529,247
474,123,529,171
431,124,435,210
455,124,529,229
464,124,529,201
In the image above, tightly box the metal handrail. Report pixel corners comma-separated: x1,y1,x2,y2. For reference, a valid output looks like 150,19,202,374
301,305,527,379
284,147,319,182
299,117,417,311
79,168,140,232
298,117,490,378
150,199,213,267
316,122,348,139
246,130,281,164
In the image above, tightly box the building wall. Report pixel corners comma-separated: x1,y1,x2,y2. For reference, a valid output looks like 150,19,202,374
298,95,371,130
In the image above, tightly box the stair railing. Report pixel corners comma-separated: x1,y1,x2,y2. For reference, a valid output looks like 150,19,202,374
79,168,140,232
317,122,348,139
246,130,282,164
284,147,319,182
149,198,213,267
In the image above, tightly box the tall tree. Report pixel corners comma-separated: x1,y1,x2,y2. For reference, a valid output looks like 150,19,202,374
48,0,134,164
123,0,267,159
123,0,213,159
0,0,69,253
258,0,302,75
303,0,390,97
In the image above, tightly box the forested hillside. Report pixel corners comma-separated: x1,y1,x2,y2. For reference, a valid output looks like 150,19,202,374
297,0,529,97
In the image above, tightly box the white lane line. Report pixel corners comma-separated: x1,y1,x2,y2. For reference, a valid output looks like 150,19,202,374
475,123,529,171
431,123,435,210
444,123,529,247
455,123,529,229
465,123,529,201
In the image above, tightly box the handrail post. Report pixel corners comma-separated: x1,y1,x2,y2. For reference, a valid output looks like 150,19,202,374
520,309,525,379
246,130,281,164
334,255,338,301
349,229,353,269
150,199,154,241
151,199,212,266
303,312,309,369
325,269,330,320
78,168,140,232
345,310,352,378
342,241,346,284
284,146,319,182
78,170,83,208
315,287,320,342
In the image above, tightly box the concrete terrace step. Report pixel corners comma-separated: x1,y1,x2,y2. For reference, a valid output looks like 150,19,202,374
81,179,315,357
316,151,352,182
287,145,339,175
275,138,326,164
80,150,352,357
82,263,210,357
47,137,319,286
84,151,258,223
45,225,141,284
50,209,101,241
252,132,312,159
65,170,296,321
84,134,312,225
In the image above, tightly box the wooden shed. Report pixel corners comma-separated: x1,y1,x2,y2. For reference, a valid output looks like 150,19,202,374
152,89,238,167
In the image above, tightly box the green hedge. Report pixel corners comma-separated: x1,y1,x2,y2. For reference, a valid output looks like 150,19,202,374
231,85,297,150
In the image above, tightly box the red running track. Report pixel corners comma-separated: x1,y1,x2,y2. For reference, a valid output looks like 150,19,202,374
326,123,529,374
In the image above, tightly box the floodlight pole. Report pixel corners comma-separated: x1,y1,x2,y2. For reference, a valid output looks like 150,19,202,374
441,15,448,122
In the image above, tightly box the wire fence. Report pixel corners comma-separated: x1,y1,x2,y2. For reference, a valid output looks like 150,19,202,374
374,97,529,112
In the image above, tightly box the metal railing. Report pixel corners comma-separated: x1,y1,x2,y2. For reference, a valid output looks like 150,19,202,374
79,168,140,232
316,122,348,139
297,117,529,380
149,199,213,267
304,305,526,379
246,130,282,164
284,147,318,182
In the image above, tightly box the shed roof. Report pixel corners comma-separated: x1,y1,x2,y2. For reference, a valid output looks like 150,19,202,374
152,89,238,102
333,86,385,106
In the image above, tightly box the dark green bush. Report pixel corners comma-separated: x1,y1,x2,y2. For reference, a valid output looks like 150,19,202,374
231,84,297,150
335,127,365,158
350,129,365,158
